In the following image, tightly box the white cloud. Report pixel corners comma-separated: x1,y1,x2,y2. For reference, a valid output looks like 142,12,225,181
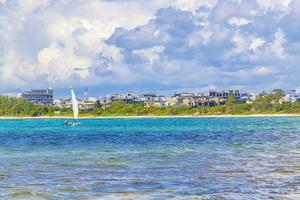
228,17,252,26
174,0,217,14
255,66,277,75
271,29,287,59
133,46,165,66
250,38,266,51
0,0,300,92
0,0,164,90
0,0,7,4
212,0,256,23
233,66,277,78
229,31,250,55
257,0,292,11
37,41,91,80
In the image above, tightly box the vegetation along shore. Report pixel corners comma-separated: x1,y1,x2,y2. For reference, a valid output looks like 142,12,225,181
1,91,300,118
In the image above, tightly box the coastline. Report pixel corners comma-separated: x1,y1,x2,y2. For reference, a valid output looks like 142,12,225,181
1,114,300,119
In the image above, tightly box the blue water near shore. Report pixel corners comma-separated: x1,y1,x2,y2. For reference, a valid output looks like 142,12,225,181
0,117,300,199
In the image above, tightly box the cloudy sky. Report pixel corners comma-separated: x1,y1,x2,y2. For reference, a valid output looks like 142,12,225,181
0,0,299,96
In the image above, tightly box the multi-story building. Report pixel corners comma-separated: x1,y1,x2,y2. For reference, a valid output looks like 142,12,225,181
99,92,163,107
174,92,195,98
53,98,67,108
103,92,144,104
272,89,284,94
182,97,226,107
141,94,162,102
245,93,259,104
98,90,248,108
208,90,241,99
21,88,53,105
284,90,300,103
53,98,96,110
144,97,178,107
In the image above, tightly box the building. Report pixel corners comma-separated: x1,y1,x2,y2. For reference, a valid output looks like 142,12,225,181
0,93,22,98
208,90,241,99
54,98,96,110
182,97,226,107
246,93,259,104
21,88,53,105
53,98,67,108
272,89,284,94
141,94,161,102
279,96,292,104
99,92,163,107
284,90,300,103
161,97,179,106
174,92,195,98
101,92,144,105
144,97,178,108
78,100,95,110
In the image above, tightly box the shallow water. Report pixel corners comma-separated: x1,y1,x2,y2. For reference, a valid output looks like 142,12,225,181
0,117,300,199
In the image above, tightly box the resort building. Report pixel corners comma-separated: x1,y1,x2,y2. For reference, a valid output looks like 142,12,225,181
97,89,249,108
182,97,226,107
245,93,259,104
279,96,292,104
21,88,53,105
144,97,178,108
284,90,300,103
174,92,195,98
100,92,145,105
78,101,96,110
141,94,163,102
208,90,241,99
53,99,67,108
161,97,179,106
54,98,96,110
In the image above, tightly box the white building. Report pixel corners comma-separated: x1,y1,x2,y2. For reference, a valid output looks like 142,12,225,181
284,90,300,103
246,93,259,104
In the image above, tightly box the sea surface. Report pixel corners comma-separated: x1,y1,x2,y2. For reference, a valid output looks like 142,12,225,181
0,117,300,199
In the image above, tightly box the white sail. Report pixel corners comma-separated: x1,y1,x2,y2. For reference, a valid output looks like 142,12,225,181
70,88,79,120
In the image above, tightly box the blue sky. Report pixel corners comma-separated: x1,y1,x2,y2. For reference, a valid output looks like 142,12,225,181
0,0,299,96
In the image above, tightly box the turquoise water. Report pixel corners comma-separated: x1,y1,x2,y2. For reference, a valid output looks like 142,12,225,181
0,117,300,199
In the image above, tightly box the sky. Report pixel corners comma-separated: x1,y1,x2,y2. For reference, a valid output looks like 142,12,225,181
0,0,300,96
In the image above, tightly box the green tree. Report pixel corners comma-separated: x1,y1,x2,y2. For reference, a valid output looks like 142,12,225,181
95,100,102,109
225,95,236,114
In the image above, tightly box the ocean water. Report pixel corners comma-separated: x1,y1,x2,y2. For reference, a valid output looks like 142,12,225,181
0,117,299,199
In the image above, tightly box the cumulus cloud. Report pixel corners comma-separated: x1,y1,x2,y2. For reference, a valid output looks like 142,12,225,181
228,17,252,26
250,38,265,51
256,0,291,11
0,0,299,93
0,0,161,90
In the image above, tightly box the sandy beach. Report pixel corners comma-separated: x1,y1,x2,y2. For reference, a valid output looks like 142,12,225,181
1,114,300,119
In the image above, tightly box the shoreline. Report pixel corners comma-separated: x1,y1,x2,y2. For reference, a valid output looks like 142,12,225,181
1,114,300,119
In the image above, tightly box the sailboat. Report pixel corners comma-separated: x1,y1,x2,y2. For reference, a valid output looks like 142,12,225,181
64,88,80,126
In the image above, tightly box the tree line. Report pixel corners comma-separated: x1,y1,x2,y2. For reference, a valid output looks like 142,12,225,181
0,96,52,116
1,91,300,117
